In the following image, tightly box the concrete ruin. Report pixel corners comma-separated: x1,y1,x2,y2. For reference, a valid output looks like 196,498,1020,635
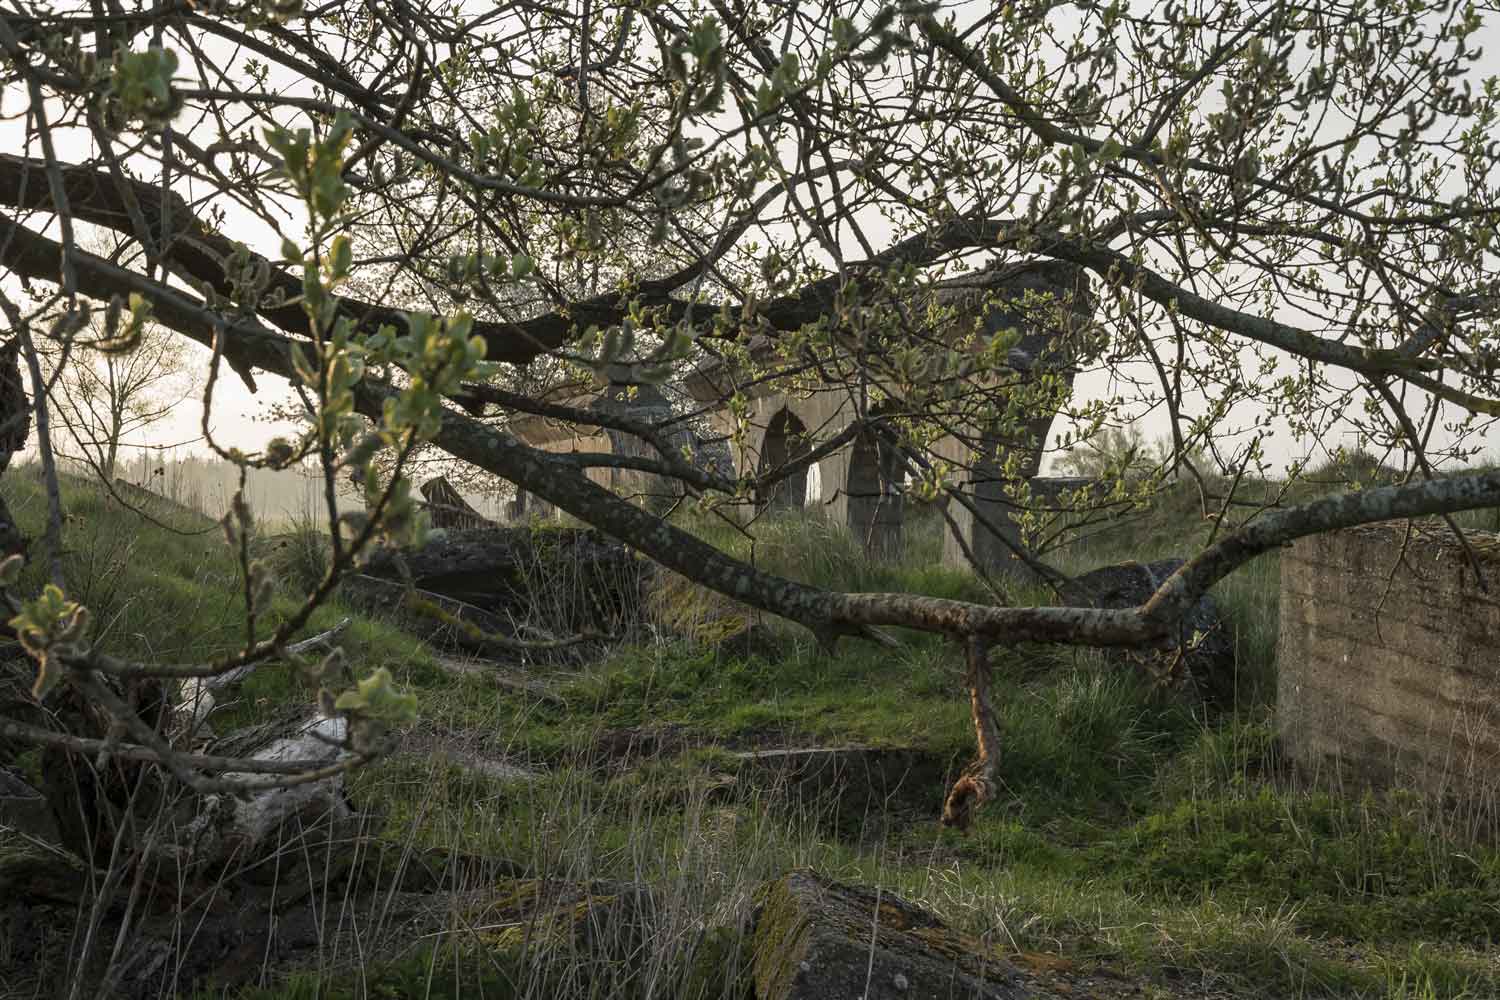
1277,524,1500,805
503,261,1094,575
685,260,1094,570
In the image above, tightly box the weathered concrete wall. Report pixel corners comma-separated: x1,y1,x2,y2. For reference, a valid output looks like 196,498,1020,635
508,262,1092,562
1277,524,1500,803
684,260,1094,565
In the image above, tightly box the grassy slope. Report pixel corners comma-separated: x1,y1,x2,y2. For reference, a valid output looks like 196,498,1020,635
8,468,1499,999
339,487,1500,999
4,469,438,679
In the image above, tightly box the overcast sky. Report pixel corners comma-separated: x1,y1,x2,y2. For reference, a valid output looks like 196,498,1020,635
4,4,1500,482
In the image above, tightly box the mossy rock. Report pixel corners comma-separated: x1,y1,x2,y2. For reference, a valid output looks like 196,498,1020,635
751,869,1025,1000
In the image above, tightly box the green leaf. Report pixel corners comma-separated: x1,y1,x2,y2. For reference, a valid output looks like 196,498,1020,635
329,234,353,280
9,584,89,700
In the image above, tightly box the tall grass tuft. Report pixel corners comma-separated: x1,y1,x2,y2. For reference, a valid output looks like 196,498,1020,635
274,500,333,596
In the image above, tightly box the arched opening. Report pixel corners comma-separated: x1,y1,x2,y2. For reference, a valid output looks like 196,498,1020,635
756,407,811,513
845,419,904,558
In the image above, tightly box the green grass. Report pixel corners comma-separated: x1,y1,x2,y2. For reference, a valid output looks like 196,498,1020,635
4,468,434,685
313,500,1500,998
1099,786,1500,944
341,630,1500,998
563,637,974,743
12,467,1500,999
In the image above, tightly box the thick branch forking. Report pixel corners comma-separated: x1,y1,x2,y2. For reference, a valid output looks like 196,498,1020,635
4,152,1483,404
15,210,1500,825
10,210,1500,650
402,370,1500,648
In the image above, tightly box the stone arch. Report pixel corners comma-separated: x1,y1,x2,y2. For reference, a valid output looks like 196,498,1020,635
845,411,905,558
937,261,1094,577
757,406,811,513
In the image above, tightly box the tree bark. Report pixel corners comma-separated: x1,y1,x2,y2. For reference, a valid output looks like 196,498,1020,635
7,199,1500,651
